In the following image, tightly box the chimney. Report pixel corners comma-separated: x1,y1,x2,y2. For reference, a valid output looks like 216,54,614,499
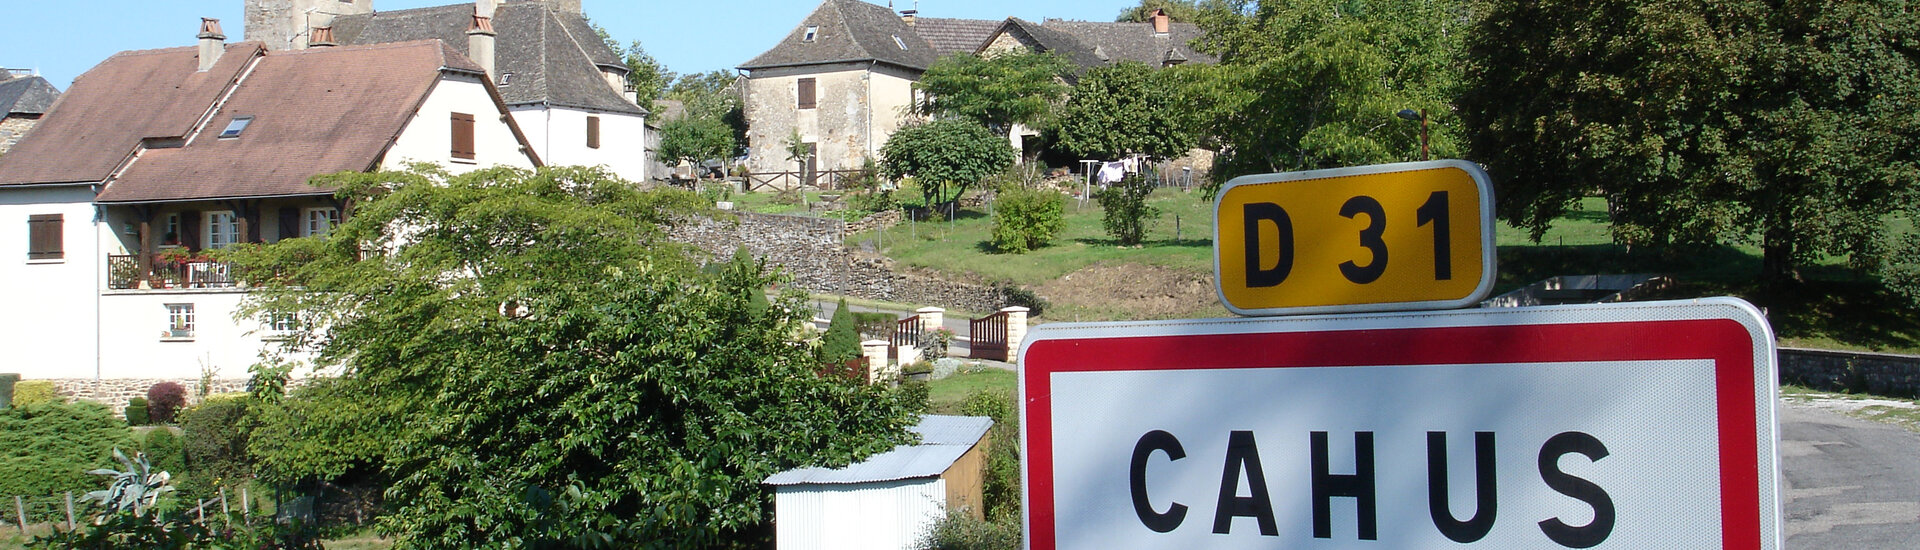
309,26,337,48
197,18,226,72
900,9,917,27
1152,9,1170,35
475,0,497,18
468,14,498,78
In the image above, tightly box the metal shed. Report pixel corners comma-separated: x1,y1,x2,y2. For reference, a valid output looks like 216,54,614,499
765,414,995,550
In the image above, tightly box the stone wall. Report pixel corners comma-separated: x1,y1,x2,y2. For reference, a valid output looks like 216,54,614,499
670,212,1006,314
846,209,901,235
45,378,250,417
1779,347,1920,399
0,116,36,156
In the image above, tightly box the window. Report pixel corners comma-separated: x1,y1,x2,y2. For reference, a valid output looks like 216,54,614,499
27,214,62,261
268,312,299,333
165,303,195,339
304,207,340,237
803,26,818,42
892,34,907,50
206,211,239,249
451,112,476,160
586,116,601,149
498,72,513,86
218,116,253,139
798,78,816,110
161,213,181,247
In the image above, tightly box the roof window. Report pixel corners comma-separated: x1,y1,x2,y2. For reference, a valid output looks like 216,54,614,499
498,72,513,86
218,116,254,139
893,35,908,50
803,26,818,42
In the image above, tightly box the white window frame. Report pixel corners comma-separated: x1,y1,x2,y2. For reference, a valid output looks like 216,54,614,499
161,213,181,248
803,26,818,42
206,210,239,249
165,303,195,340
268,312,299,333
304,207,340,237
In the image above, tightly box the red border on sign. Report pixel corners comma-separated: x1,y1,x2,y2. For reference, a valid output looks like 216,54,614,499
1021,318,1760,549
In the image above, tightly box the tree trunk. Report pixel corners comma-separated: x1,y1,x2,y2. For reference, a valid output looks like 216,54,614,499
1761,226,1801,286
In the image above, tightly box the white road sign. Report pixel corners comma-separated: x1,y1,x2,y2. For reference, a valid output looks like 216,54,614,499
1018,298,1780,549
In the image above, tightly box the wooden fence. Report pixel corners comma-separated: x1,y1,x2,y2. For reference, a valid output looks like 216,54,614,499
744,169,875,192
889,315,922,362
968,310,1011,362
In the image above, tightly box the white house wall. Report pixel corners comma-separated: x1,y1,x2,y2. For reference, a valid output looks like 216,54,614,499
509,106,648,182
1,185,107,379
773,478,947,550
384,73,537,173
97,289,271,380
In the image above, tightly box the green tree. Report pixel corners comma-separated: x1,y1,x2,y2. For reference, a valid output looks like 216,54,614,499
623,41,676,108
989,187,1067,253
1116,0,1203,22
821,297,861,362
914,52,1072,135
658,115,737,177
1096,173,1162,246
225,166,917,546
880,119,1017,209
1055,61,1200,161
667,70,749,158
1191,0,1464,193
1460,0,1920,285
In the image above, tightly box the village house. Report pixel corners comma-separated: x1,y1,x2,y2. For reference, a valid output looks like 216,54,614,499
0,69,59,157
245,0,651,182
737,0,999,181
0,20,537,396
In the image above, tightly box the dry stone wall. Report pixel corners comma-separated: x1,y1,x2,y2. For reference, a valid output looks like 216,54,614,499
1779,347,1920,398
670,212,1006,314
45,378,249,417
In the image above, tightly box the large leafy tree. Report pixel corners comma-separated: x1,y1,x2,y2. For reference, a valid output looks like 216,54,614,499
1190,0,1465,193
666,70,749,158
1461,0,1920,284
623,41,676,109
658,115,737,176
1054,61,1201,160
880,119,1017,208
225,165,916,547
913,52,1072,135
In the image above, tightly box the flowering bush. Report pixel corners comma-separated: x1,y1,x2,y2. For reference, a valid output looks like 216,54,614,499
146,382,188,424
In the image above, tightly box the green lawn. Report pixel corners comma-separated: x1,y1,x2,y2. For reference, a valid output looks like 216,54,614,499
928,368,1016,415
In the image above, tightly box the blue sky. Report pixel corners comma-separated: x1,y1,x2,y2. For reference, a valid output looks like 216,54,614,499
3,0,1142,90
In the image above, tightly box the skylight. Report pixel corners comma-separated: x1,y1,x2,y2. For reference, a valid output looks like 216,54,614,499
893,35,907,50
498,72,514,86
218,116,253,139
803,26,818,42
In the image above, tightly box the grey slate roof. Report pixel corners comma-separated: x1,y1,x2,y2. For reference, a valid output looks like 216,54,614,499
739,0,939,71
764,415,992,486
993,18,1110,71
329,0,643,115
1041,19,1216,68
914,17,1002,58
0,75,58,116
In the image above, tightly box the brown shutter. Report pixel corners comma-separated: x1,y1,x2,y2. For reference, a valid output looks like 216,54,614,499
179,210,202,252
278,207,300,241
586,116,601,149
798,78,816,110
27,214,62,260
451,113,476,160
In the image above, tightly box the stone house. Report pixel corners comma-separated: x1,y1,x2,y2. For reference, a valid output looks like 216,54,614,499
0,21,537,396
737,0,998,179
245,0,651,182
0,70,59,157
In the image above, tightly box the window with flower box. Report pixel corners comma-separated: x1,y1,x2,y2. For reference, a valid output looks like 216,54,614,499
165,303,195,340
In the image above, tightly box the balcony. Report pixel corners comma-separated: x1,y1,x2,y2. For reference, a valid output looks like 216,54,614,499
107,253,238,290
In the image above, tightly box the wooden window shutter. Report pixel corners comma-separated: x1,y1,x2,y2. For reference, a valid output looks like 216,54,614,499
451,113,476,160
798,78,816,109
179,210,202,252
27,214,62,260
586,116,601,149
278,207,300,241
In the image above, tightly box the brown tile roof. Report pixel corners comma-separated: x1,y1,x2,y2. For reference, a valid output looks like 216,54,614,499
93,40,479,203
913,17,1001,58
0,43,263,186
1040,19,1217,68
740,0,938,71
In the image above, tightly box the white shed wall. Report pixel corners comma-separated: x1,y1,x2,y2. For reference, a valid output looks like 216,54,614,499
774,478,947,550
385,74,537,173
510,106,648,182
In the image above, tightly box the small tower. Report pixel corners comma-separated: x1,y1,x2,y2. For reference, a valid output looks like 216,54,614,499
243,0,374,50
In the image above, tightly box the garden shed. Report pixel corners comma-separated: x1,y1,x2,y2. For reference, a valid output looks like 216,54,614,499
765,414,994,550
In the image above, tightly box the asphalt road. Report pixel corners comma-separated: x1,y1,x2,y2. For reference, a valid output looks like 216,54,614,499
1781,402,1920,548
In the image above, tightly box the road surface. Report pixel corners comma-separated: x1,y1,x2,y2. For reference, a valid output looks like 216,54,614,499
1782,401,1920,548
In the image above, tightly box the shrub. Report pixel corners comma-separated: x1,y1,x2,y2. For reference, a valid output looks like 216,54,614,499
12,380,58,407
898,379,931,414
125,397,151,425
855,311,898,341
147,382,188,424
0,373,17,409
182,394,254,490
917,509,1022,550
143,427,186,477
960,389,1021,520
997,284,1049,318
1095,173,1161,246
821,298,862,362
989,187,1066,253
0,402,134,516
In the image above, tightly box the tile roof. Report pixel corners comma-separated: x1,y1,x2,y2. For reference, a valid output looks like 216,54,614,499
764,415,993,486
91,41,479,203
913,17,1002,58
739,0,939,71
992,18,1110,71
0,43,263,186
0,76,59,116
1040,19,1217,68
329,1,642,115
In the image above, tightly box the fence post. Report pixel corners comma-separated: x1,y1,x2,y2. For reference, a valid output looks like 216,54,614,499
64,492,74,530
1001,307,1031,354
861,340,889,385
197,499,205,523
220,487,230,525
241,486,250,522
15,495,26,532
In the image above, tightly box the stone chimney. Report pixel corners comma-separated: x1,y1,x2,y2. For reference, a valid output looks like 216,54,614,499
468,12,497,78
900,9,918,27
309,26,337,47
198,18,226,72
1152,9,1170,35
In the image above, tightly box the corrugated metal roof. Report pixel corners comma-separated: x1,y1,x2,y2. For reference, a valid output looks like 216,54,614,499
765,415,992,486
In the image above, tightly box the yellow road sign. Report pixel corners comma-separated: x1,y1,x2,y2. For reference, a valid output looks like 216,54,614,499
1214,160,1495,316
